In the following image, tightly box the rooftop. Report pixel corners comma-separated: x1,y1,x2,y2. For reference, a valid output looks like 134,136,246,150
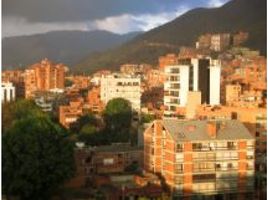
162,119,254,141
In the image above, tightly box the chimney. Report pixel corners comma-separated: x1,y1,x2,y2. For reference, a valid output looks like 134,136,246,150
207,122,217,138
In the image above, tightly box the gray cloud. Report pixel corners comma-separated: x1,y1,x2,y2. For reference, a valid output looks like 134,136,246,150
3,0,230,37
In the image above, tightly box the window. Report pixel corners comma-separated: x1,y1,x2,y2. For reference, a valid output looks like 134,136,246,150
176,153,183,161
227,142,236,150
193,143,202,151
103,158,114,165
193,174,216,182
227,163,233,169
176,144,183,152
175,164,183,173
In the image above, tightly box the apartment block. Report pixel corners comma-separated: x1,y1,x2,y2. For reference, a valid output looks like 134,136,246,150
120,64,152,75
164,58,221,117
225,84,242,105
145,69,165,88
100,73,141,112
158,54,178,70
210,33,231,52
144,119,255,199
232,32,249,46
87,86,104,114
59,100,84,128
68,75,90,89
30,58,66,91
1,82,16,103
196,34,212,49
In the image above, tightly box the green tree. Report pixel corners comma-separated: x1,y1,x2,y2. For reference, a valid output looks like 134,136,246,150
141,113,155,124
2,99,45,134
3,115,75,200
70,113,98,133
103,98,132,132
103,98,132,143
78,124,98,145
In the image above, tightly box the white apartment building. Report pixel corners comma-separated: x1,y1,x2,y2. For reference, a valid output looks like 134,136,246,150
1,82,16,103
209,60,221,105
164,58,221,117
100,73,141,112
164,65,189,116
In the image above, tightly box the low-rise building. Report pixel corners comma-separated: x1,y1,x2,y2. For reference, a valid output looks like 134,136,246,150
67,143,143,188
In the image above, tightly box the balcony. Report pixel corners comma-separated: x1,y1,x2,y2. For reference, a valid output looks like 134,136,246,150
193,168,216,173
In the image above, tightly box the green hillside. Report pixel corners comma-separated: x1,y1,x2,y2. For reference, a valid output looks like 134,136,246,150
74,0,266,74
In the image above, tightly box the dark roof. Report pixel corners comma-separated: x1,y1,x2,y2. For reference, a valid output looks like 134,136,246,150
90,143,143,153
162,119,254,142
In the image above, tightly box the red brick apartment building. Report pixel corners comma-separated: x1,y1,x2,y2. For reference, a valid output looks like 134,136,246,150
87,86,104,114
59,99,84,128
29,58,65,91
2,59,66,98
144,119,255,199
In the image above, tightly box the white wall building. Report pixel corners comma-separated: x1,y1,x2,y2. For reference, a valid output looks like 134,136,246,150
100,73,141,112
1,82,16,102
209,60,221,105
164,65,189,116
164,58,221,117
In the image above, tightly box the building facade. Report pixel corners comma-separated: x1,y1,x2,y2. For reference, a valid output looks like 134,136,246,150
100,73,141,112
1,82,16,103
164,58,221,117
59,100,84,128
210,33,231,52
144,119,255,199
67,143,143,188
87,86,104,114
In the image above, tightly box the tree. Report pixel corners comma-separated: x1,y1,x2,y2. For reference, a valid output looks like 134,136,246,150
103,98,132,132
69,112,98,133
103,98,132,143
141,113,155,124
2,99,45,134
78,124,98,145
3,115,75,200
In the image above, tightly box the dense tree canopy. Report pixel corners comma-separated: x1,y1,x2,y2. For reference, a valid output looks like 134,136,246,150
103,98,133,143
69,112,98,133
2,100,75,200
2,99,44,134
103,98,132,131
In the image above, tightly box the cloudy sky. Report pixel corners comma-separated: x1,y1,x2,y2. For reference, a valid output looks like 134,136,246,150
3,0,230,37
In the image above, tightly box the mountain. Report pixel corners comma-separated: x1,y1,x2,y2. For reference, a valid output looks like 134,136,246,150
75,0,266,74
2,30,141,69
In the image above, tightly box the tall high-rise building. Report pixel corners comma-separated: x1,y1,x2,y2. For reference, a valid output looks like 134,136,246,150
164,58,221,117
144,119,255,199
23,58,66,98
